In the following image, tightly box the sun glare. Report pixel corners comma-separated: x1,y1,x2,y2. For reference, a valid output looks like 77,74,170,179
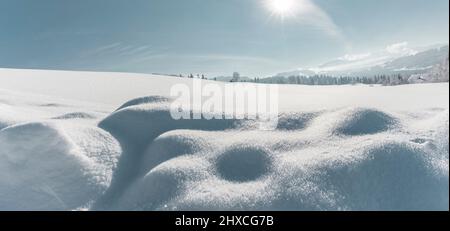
266,0,299,18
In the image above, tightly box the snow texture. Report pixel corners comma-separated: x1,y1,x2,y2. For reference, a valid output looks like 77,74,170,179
0,68,448,211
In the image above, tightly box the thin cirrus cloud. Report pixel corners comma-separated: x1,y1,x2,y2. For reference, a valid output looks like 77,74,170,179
129,53,286,76
69,1,347,76
81,42,156,58
77,42,285,76
62,42,162,71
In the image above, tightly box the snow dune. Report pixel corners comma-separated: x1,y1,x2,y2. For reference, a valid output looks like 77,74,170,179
0,68,448,211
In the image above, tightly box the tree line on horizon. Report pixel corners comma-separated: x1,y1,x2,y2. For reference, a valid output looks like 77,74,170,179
238,74,411,86
167,72,421,86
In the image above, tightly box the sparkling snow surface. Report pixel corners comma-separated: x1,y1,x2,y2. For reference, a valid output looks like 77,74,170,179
0,68,448,211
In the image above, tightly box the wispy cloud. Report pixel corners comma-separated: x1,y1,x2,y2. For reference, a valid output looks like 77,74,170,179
338,53,372,61
114,52,285,77
92,42,122,54
385,42,418,56
82,42,157,59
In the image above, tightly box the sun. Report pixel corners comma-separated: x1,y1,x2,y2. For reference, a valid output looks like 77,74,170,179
266,0,299,18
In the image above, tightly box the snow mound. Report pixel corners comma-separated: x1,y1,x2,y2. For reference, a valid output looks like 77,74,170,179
116,96,171,111
112,155,210,210
0,121,121,210
334,108,399,136
0,69,448,211
97,98,448,211
217,145,273,182
271,142,448,211
94,100,241,209
139,130,212,176
99,101,239,149
276,112,317,131
322,143,448,210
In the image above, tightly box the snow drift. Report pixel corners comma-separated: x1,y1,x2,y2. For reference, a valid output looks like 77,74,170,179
99,105,448,211
0,121,121,210
0,69,448,211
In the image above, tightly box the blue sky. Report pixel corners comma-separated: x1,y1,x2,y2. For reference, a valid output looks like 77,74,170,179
1,0,448,77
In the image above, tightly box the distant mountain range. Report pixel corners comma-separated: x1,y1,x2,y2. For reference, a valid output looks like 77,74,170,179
276,44,449,78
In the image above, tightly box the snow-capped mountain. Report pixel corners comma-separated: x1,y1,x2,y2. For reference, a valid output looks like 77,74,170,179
409,56,449,83
277,44,449,77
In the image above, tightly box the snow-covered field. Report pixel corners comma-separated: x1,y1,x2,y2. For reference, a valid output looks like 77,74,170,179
0,68,448,211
